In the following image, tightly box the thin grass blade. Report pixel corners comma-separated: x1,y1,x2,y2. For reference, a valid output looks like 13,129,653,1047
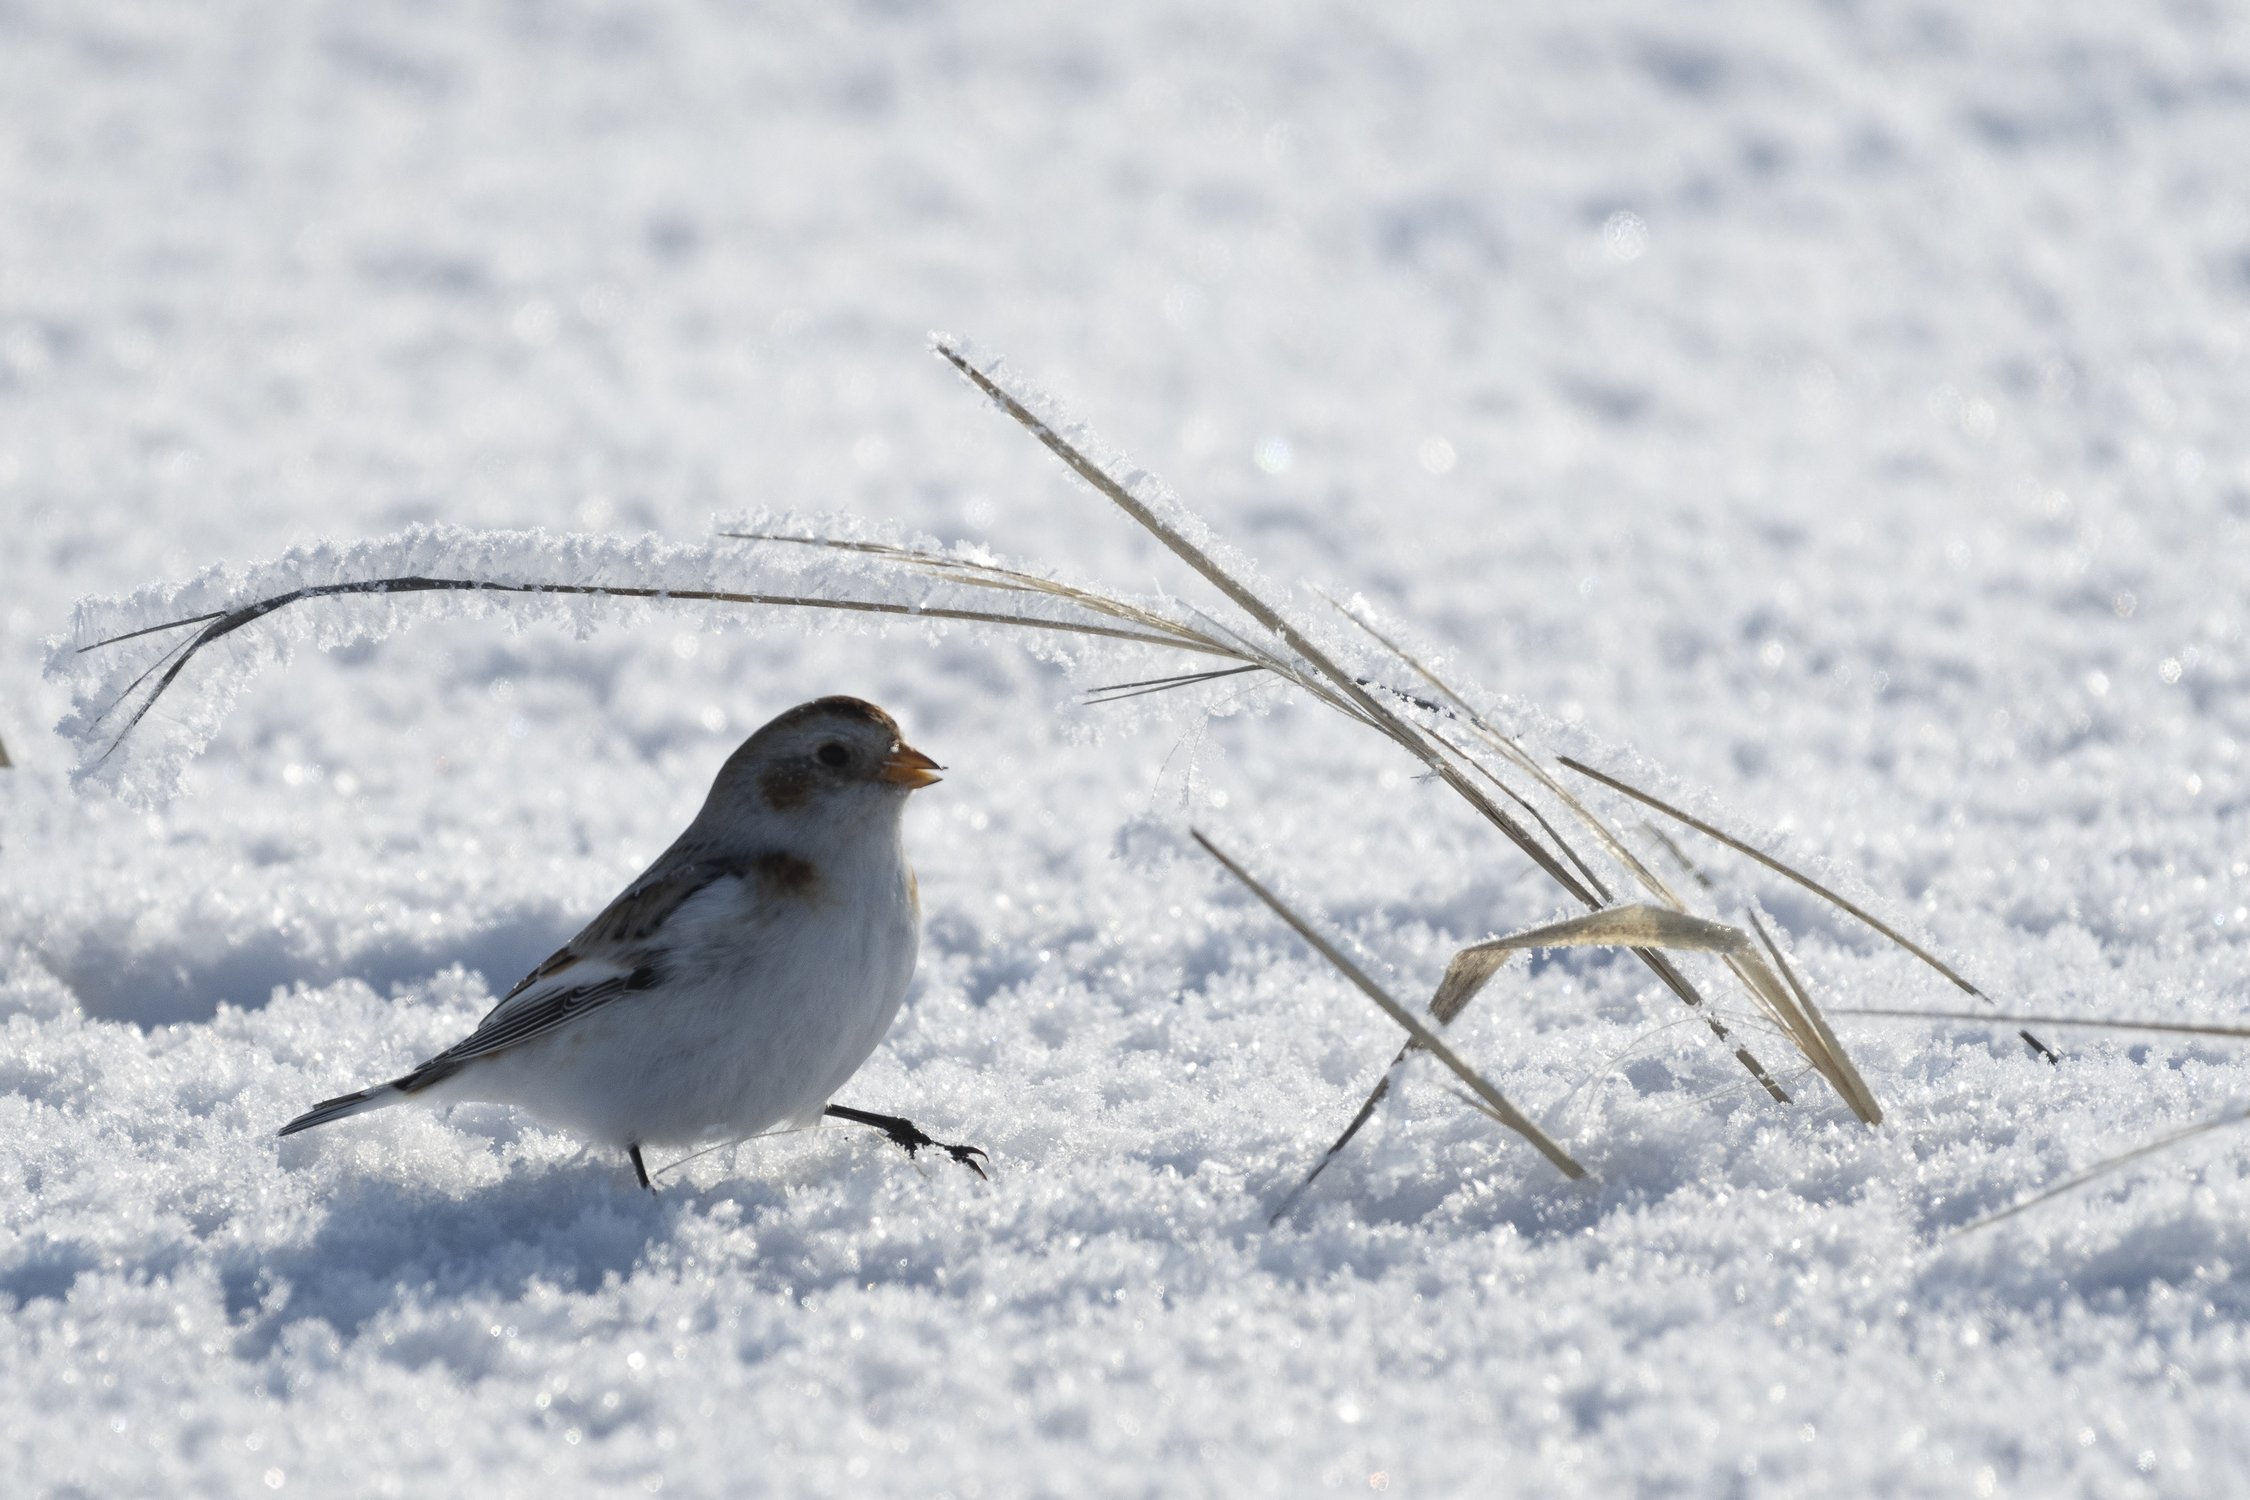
1838,1008,2250,1042
724,530,1258,650
936,342,1607,905
1086,665,1267,703
1321,597,1684,906
1958,1108,2250,1233
1556,755,1986,1000
1319,598,1797,1095
1746,911,1883,1125
78,610,234,652
1192,830,1586,1181
79,573,1245,762
1642,823,1716,890
1561,754,2061,1064
1427,903,1878,1123
1266,1047,1408,1225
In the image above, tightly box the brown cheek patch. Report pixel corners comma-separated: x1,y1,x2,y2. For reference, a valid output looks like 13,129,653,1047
751,851,821,899
760,765,816,812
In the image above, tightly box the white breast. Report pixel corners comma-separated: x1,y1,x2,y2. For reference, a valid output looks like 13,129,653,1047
450,829,921,1150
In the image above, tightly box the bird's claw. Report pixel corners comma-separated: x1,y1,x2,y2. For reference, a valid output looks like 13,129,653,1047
885,1121,988,1179
901,1131,989,1180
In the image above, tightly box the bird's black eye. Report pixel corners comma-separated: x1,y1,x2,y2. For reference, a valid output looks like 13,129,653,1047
815,741,851,768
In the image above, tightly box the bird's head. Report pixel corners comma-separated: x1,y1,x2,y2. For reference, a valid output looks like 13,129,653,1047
703,696,941,835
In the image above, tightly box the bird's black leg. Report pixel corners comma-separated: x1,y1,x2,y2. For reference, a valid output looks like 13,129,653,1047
824,1104,989,1179
628,1144,653,1191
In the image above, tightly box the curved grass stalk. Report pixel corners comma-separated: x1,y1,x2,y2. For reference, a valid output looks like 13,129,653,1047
74,572,1254,765
721,531,1234,651
1424,905,1881,1125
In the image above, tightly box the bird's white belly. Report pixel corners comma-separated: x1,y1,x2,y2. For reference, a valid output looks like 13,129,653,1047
454,863,918,1149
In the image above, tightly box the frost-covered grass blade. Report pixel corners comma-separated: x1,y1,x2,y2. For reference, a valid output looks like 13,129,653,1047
1837,1007,2250,1042
1835,1005,2250,1226
1959,1108,2250,1233
1421,904,1881,1126
1191,831,1587,1185
1555,752,2057,1063
61,542,1259,785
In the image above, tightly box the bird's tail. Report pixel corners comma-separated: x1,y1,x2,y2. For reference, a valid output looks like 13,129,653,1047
277,1083,406,1137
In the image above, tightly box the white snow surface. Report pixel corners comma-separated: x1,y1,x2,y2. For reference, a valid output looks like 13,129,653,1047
5,2,2250,1496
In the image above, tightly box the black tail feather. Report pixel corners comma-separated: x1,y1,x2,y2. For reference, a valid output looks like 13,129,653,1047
277,1087,383,1137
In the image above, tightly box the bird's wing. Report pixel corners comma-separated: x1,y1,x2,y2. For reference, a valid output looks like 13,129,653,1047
392,959,660,1093
495,854,757,1003
391,854,757,1095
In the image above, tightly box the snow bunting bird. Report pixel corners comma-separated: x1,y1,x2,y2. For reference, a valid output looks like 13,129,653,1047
279,696,985,1188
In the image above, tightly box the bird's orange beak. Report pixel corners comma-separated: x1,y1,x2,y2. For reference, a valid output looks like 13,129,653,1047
878,743,943,789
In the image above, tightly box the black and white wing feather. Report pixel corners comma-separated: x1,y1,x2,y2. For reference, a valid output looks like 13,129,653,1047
278,853,762,1135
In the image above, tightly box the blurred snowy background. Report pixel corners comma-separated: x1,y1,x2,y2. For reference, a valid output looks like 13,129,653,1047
6,1,2250,1494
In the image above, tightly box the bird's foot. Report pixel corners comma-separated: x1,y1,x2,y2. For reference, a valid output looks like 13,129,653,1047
880,1117,989,1178
826,1104,988,1179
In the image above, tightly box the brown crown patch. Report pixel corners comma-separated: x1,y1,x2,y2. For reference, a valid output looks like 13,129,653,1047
760,696,900,739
